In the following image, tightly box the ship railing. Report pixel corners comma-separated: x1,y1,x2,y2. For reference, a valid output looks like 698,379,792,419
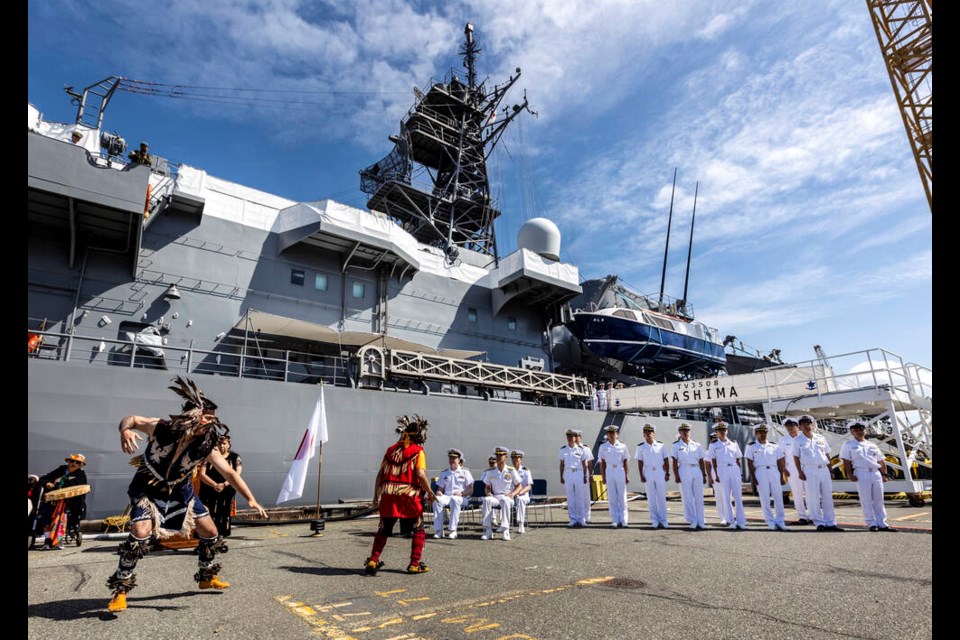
358,345,590,398
26,328,353,387
760,347,931,403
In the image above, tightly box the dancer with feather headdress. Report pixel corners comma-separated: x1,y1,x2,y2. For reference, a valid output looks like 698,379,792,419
105,376,268,612
363,414,436,575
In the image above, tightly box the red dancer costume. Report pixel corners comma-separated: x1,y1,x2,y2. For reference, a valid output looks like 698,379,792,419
364,415,436,575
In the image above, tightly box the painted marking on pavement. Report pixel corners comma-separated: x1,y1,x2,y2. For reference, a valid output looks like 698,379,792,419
279,575,614,639
893,511,929,521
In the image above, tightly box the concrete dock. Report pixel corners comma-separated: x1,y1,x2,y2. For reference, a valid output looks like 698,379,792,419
27,495,932,639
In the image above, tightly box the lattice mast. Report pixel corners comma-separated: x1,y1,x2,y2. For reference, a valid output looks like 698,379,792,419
360,23,535,262
866,0,932,212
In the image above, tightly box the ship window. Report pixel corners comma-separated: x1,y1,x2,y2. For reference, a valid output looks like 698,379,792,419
613,310,637,320
352,282,365,299
290,269,305,286
468,308,477,322
314,274,328,291
507,317,517,331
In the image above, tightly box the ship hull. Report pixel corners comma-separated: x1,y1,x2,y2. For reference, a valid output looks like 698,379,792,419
28,358,710,518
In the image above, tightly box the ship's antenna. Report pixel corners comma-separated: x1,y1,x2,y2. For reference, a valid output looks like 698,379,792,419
658,168,678,312
462,22,479,91
680,180,699,314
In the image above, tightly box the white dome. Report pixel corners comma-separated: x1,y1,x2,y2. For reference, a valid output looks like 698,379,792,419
517,217,561,261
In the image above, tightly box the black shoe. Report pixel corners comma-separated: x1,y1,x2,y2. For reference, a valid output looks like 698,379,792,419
878,526,897,532
816,525,826,531
869,526,879,532
827,525,844,532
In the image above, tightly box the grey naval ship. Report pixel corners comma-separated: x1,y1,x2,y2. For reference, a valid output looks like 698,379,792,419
27,24,932,519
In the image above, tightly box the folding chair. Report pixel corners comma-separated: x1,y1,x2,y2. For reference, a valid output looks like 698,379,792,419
461,481,489,528
526,479,552,527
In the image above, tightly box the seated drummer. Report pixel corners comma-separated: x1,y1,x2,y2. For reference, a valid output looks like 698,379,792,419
37,453,88,549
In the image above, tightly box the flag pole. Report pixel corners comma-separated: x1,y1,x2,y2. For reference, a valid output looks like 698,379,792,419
310,381,326,536
315,442,323,519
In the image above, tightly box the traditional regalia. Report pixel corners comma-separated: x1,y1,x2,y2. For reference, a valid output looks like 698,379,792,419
107,377,231,611
364,415,432,575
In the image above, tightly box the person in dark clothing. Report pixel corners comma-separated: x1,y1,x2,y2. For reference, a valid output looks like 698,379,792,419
198,436,242,537
128,141,152,166
36,454,88,549
105,376,268,613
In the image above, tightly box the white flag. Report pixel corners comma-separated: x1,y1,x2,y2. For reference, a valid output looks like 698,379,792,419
277,386,329,504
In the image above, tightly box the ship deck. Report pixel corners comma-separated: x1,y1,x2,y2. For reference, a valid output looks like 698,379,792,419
27,494,933,639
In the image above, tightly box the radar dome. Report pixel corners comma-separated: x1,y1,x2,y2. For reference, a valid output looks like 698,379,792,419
517,217,561,261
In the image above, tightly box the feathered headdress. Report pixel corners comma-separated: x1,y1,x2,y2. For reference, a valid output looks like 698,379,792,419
395,414,429,445
166,376,228,444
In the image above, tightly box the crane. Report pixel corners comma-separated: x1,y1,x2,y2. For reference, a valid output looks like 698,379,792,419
866,1,932,213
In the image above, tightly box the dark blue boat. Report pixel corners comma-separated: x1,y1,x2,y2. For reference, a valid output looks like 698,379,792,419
564,276,725,378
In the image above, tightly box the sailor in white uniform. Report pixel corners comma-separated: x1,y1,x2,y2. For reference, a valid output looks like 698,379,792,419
839,420,895,532
481,446,521,540
778,417,812,525
588,383,598,411
479,455,499,528
597,385,607,411
706,421,747,530
559,429,588,527
793,415,843,531
745,424,789,531
598,425,630,527
432,448,474,539
670,423,707,530
635,423,670,528
509,450,533,534
574,430,595,524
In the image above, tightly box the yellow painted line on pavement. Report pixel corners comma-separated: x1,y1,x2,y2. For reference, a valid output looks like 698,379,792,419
281,575,612,639
276,596,360,640
577,577,614,585
316,602,355,611
333,613,373,621
353,617,405,632
893,511,930,521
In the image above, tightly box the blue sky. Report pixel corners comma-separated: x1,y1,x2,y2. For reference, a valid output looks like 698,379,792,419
28,0,931,372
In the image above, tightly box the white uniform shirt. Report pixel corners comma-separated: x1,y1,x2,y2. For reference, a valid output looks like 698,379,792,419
745,441,784,468
598,441,630,470
671,439,705,467
479,467,496,485
558,445,586,473
707,439,743,468
513,465,533,491
437,466,475,496
634,441,668,472
581,444,595,464
777,434,800,470
794,432,831,466
485,465,521,496
839,439,884,471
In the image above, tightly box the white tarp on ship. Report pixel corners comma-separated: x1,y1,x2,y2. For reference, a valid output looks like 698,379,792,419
28,103,100,153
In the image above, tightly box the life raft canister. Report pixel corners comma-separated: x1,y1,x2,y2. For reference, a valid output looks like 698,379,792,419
27,333,43,353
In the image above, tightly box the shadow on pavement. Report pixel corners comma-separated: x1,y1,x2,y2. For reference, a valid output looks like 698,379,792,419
27,591,217,621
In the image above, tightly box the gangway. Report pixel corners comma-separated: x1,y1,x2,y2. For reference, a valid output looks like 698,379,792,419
607,348,931,500
762,348,931,500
